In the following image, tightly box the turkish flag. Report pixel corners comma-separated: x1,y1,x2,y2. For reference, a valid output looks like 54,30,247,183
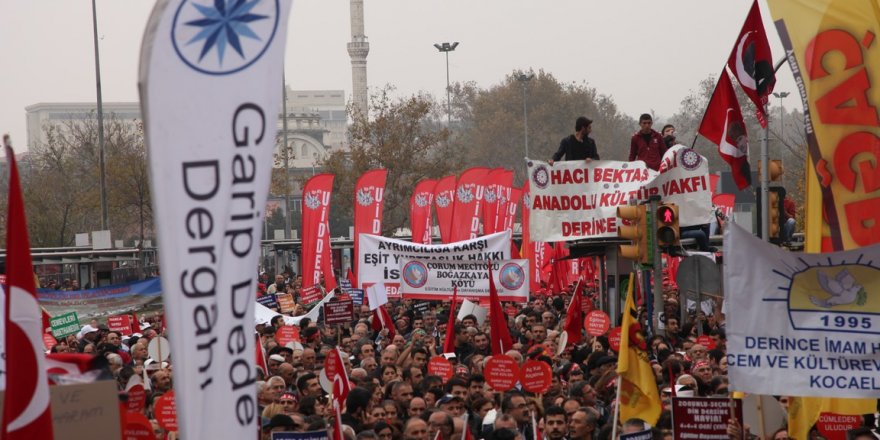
563,280,584,347
442,288,459,354
131,311,142,334
488,262,513,355
727,0,775,127
434,175,457,244
255,332,267,377
699,70,753,190
353,169,387,285
410,179,437,245
450,167,490,242
302,174,337,291
325,348,351,404
2,140,54,440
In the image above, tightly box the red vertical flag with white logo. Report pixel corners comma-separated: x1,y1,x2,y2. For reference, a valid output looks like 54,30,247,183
699,70,753,190
481,168,513,236
500,187,521,234
450,167,490,242
301,174,337,291
353,169,387,285
727,0,775,126
410,179,437,245
3,141,54,440
434,175,457,244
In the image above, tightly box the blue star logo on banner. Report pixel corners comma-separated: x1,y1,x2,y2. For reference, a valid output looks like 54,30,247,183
172,0,280,75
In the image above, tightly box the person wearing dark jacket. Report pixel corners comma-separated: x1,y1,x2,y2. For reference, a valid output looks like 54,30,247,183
550,116,600,164
629,113,667,171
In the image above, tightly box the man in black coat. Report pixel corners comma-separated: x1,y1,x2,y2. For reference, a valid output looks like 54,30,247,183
550,116,600,164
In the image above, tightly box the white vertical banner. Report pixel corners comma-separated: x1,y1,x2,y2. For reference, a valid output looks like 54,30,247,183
139,1,291,439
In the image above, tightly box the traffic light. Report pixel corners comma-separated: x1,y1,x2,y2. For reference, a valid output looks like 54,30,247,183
767,187,786,241
655,203,680,247
617,205,649,264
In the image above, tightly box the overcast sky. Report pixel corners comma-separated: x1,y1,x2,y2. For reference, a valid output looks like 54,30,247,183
0,0,798,151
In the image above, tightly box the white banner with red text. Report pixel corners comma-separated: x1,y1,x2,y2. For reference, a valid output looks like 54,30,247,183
357,231,511,297
398,259,529,303
527,153,713,242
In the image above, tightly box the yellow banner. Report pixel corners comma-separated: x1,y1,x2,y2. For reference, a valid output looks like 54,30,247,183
767,0,880,251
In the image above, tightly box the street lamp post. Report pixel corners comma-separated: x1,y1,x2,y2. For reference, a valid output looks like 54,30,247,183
433,42,459,125
773,91,790,142
91,0,108,231
516,72,535,159
282,73,292,240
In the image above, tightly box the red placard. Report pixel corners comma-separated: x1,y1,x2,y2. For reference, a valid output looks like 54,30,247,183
108,315,133,335
608,327,622,352
817,413,861,440
427,356,453,383
695,335,716,350
584,310,610,336
42,333,57,351
484,355,520,392
300,286,323,306
155,390,178,432
520,360,552,393
124,411,155,440
324,299,354,325
126,384,146,413
275,326,298,347
672,397,742,440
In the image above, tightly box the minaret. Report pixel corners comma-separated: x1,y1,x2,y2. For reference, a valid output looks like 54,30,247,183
348,0,369,117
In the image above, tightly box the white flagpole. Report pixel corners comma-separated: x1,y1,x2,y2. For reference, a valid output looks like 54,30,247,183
611,377,623,440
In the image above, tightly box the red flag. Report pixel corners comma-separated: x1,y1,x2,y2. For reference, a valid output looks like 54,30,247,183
371,306,396,340
346,269,356,288
131,311,142,334
450,167,490,242
462,413,474,440
442,288,459,354
726,0,776,127
40,307,51,333
3,140,54,440
302,174,337,291
331,377,345,440
353,169,387,286
550,242,571,293
434,175,457,244
488,262,513,355
500,187,522,234
481,169,513,236
563,280,584,347
510,241,521,260
255,332,268,377
698,70,753,190
521,181,539,293
325,348,351,404
410,179,437,245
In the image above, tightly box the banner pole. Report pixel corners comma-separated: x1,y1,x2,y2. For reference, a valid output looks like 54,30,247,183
611,376,623,440
761,103,770,242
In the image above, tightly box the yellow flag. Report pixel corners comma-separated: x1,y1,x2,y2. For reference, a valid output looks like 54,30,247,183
789,397,875,440
616,275,661,425
766,0,880,250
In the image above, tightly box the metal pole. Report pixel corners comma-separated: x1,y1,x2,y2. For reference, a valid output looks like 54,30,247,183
649,197,663,334
695,262,703,336
282,73,291,239
445,51,451,125
522,82,529,159
761,103,770,242
92,0,108,230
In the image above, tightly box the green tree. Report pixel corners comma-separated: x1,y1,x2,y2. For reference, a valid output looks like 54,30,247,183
450,70,636,184
320,85,459,236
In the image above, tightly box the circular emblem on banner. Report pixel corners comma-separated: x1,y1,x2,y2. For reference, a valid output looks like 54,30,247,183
356,188,374,206
499,263,525,290
678,148,702,170
402,261,429,288
484,188,497,203
172,0,281,75
457,186,474,203
304,191,321,210
415,193,430,208
435,193,451,208
532,165,550,189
